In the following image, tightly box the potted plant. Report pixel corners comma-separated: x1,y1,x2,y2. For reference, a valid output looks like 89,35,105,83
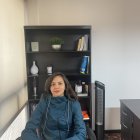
50,37,64,50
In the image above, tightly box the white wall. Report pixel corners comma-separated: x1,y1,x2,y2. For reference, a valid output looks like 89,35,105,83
0,0,28,136
24,0,140,130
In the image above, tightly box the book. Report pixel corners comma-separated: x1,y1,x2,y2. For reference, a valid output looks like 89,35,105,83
82,111,90,120
77,93,88,97
86,56,89,74
83,35,88,51
80,56,88,74
77,38,82,51
79,36,85,51
85,84,89,93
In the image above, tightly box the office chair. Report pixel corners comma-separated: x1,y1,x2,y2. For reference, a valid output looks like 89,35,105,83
16,126,96,140
86,125,97,140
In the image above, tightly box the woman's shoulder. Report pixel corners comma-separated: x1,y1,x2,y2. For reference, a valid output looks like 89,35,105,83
69,99,82,115
40,93,51,100
39,93,51,105
69,99,80,108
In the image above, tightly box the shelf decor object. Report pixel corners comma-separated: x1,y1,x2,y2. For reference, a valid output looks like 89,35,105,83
33,77,37,98
31,42,39,52
46,65,53,75
50,37,64,50
52,44,61,50
30,61,39,75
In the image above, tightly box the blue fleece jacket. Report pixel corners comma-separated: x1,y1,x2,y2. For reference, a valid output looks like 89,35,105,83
21,96,86,140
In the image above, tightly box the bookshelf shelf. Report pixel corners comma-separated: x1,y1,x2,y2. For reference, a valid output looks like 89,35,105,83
27,73,91,77
26,51,90,54
24,25,94,129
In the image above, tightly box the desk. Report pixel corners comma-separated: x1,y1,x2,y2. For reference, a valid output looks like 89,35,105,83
120,99,140,140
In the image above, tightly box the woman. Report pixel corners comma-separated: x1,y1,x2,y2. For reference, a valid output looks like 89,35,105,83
21,72,86,140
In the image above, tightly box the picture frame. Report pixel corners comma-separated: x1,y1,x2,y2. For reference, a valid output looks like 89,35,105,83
31,42,39,52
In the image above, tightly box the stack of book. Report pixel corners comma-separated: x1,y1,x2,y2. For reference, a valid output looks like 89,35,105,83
82,111,90,120
77,35,88,51
77,93,88,97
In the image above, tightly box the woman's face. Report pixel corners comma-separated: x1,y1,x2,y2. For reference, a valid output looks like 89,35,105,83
50,75,65,97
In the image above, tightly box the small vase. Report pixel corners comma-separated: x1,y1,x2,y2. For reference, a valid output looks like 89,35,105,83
30,61,39,75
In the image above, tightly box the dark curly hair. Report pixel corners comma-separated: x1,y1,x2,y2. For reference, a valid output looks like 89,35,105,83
44,72,77,100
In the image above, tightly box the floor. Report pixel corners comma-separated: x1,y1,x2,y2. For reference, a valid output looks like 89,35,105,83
105,133,121,140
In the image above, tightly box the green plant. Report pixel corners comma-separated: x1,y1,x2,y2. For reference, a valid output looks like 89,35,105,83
50,37,64,45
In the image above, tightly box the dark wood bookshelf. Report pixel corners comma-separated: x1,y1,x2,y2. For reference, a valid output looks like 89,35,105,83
24,25,94,129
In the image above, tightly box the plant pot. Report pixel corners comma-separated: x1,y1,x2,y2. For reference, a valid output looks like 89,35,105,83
52,44,61,50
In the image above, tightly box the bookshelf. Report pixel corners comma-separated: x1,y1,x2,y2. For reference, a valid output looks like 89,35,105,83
24,25,94,129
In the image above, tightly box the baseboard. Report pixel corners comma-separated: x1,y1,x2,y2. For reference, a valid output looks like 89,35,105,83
105,129,121,133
